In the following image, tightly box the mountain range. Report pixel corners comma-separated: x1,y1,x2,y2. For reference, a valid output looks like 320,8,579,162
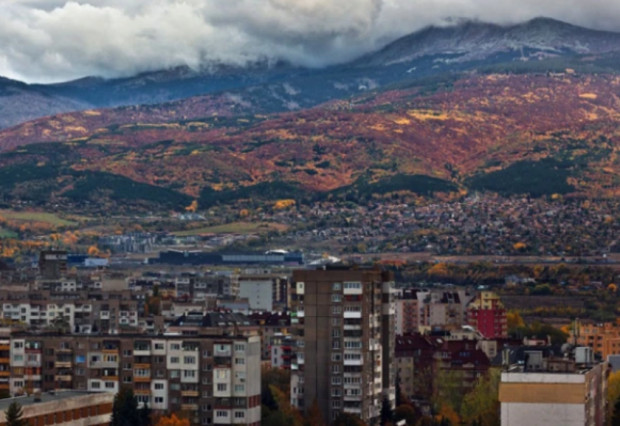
0,17,618,211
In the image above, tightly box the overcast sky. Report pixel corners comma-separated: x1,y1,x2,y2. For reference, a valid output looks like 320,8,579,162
2,0,620,83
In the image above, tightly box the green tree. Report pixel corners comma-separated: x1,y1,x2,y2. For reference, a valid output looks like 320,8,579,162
110,387,140,426
460,369,500,426
608,371,620,424
4,401,26,426
612,396,620,426
381,396,394,425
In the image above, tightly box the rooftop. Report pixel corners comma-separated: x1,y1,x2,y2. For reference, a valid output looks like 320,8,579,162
0,391,114,412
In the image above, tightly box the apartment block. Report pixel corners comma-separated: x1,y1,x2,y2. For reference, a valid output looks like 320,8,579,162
573,320,620,359
289,266,395,424
467,291,507,338
6,330,261,426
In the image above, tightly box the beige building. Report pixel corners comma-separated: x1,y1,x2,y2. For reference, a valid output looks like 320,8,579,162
289,266,395,424
499,349,607,426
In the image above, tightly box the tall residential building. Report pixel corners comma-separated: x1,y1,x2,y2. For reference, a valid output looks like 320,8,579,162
467,291,507,338
289,266,395,424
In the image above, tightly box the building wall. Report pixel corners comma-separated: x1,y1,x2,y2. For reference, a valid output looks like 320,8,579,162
5,334,261,426
500,365,607,426
501,402,585,426
238,280,273,311
290,267,394,424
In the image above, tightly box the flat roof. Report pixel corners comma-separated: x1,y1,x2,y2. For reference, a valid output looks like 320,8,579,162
0,391,114,412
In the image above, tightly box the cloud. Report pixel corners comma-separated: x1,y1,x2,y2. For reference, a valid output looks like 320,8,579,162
2,0,620,83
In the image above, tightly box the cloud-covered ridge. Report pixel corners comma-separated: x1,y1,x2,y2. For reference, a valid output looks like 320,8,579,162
3,0,620,83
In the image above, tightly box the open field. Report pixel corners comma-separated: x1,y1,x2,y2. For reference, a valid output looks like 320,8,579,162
0,227,17,238
173,221,289,236
0,210,79,227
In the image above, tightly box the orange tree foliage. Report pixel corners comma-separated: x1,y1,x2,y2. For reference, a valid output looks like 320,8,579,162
155,414,189,426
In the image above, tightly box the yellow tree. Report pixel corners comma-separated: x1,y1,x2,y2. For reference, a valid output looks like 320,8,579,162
607,370,620,422
185,200,198,213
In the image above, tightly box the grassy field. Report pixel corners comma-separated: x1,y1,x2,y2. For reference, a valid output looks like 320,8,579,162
0,227,17,238
0,210,79,227
174,221,289,236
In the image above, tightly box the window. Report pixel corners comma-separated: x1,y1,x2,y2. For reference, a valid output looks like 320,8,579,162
234,344,245,352
331,376,342,385
234,412,245,418
332,294,341,303
154,343,164,350
203,350,211,358
134,369,150,377
105,382,115,389
171,344,181,350
344,282,362,290
183,356,196,364
183,370,196,378
234,358,245,365
332,306,341,315
332,328,340,338
154,397,164,404
216,411,227,418
234,384,245,392
217,384,227,391
91,382,101,389
331,353,342,362
154,383,164,390
170,357,179,364
332,283,341,291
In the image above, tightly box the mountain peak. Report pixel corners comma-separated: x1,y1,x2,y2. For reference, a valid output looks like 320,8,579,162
358,17,620,67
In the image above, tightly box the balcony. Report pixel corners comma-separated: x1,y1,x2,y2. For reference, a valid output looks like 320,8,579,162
134,376,151,383
55,375,72,382
181,404,199,411
134,363,151,370
55,361,72,369
181,390,200,397
134,348,151,356
344,311,362,319
214,346,231,357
